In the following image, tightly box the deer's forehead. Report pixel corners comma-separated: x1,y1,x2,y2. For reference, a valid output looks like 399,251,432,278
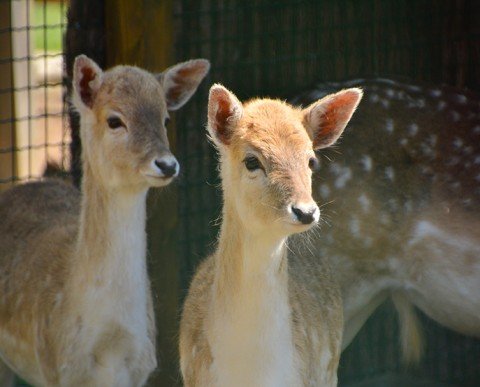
243,99,304,124
238,113,313,163
98,70,166,114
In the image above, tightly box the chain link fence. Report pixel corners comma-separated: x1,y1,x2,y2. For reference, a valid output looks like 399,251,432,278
0,0,69,191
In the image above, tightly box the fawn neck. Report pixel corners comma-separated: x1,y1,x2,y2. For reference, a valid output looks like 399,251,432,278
215,200,288,288
67,157,149,325
210,198,299,387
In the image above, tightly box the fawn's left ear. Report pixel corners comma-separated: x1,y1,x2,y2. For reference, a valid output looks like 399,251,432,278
303,88,363,150
72,54,104,110
206,84,243,148
157,59,210,111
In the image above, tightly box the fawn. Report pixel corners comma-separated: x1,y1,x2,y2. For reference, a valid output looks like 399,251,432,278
179,84,362,386
291,78,480,362
0,55,209,386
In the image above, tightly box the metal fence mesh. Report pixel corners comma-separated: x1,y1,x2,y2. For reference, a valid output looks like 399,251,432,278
0,0,69,190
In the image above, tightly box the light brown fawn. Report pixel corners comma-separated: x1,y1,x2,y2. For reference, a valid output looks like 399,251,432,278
0,55,209,386
179,84,362,386
291,78,480,362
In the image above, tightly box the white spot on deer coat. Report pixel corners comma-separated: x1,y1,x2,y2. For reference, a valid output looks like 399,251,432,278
380,213,391,225
363,237,373,247
14,294,24,310
407,123,418,136
369,93,380,103
410,221,479,251
429,89,442,97
385,118,394,133
447,156,460,166
359,155,373,172
449,110,461,122
380,99,390,109
404,201,413,212
453,137,463,149
385,167,395,181
349,217,361,237
335,167,352,189
358,194,371,212
319,184,330,199
385,88,395,98
406,84,421,92
450,182,461,191
329,163,342,176
421,143,435,158
415,98,426,108
453,94,468,104
54,292,64,308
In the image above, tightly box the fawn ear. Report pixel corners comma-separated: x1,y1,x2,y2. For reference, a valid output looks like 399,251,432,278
303,88,363,150
72,55,103,109
207,84,243,147
157,59,210,111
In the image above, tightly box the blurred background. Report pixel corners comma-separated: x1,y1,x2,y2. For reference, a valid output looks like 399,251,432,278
0,0,479,386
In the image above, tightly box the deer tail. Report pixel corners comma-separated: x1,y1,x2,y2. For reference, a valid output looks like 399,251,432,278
392,291,424,365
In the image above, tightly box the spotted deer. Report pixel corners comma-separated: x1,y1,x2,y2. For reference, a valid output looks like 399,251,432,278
0,55,209,386
179,84,362,386
291,78,480,362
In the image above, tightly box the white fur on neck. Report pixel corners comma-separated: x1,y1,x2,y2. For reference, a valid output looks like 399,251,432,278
209,233,301,387
67,187,149,360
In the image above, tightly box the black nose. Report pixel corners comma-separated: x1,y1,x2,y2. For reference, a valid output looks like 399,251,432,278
291,206,317,225
154,160,177,178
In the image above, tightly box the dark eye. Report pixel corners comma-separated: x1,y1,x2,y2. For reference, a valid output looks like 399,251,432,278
244,155,262,171
308,157,319,170
107,116,124,129
164,117,170,127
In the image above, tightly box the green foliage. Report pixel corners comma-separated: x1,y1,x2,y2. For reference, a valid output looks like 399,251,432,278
33,0,66,52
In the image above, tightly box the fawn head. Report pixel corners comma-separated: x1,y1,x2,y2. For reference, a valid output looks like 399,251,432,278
72,55,210,189
207,84,362,236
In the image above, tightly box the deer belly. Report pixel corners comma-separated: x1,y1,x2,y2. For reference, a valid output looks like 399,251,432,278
403,219,480,336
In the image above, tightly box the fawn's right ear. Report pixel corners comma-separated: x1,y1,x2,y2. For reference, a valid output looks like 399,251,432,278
72,55,103,109
207,84,243,147
157,59,210,111
303,88,363,150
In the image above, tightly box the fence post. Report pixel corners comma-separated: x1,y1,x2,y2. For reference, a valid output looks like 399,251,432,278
0,1,15,190
104,1,179,385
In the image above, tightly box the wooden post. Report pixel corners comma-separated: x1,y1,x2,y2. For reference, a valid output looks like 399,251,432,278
104,1,179,386
0,1,15,190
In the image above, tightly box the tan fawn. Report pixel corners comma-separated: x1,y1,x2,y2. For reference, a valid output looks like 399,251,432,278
291,78,480,363
179,84,363,386
0,54,209,386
